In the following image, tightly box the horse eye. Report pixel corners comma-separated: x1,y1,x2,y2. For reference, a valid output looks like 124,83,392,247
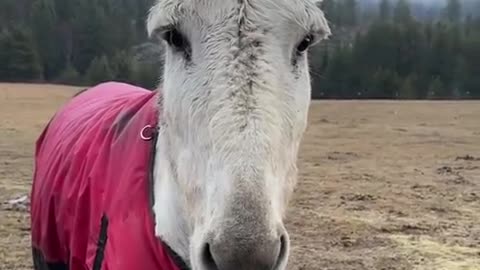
296,34,314,53
163,29,187,50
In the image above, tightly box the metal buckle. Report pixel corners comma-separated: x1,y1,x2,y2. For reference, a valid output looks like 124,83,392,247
140,125,154,141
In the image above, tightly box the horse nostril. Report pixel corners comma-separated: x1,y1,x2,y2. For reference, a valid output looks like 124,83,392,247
274,234,288,269
202,243,219,270
200,229,288,270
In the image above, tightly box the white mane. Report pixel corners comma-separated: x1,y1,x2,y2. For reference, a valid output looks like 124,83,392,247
147,1,330,269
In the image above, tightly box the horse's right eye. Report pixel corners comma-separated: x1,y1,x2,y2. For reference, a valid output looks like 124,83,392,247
163,29,188,51
162,28,192,61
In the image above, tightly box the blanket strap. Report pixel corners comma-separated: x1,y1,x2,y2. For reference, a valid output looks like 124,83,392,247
92,214,109,270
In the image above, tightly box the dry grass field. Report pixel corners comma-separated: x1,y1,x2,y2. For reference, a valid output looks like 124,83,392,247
1,83,479,270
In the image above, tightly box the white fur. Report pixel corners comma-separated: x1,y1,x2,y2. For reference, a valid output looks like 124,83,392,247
149,0,331,269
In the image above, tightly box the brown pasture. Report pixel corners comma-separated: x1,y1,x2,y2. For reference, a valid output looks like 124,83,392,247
1,83,479,270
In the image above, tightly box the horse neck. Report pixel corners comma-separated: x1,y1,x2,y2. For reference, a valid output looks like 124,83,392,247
152,129,191,262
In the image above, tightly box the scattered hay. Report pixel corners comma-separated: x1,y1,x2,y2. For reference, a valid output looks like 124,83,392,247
2,195,29,212
391,235,480,270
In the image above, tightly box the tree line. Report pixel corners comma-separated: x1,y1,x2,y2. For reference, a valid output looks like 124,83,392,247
311,0,480,99
0,0,160,89
0,0,479,99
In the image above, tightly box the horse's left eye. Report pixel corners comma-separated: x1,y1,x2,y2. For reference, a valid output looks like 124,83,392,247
296,34,314,53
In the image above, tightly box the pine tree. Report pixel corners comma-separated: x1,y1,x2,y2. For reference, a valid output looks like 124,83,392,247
379,0,391,22
445,0,461,24
111,50,136,84
465,14,474,35
71,0,112,73
320,0,338,27
31,0,64,80
368,69,400,99
85,55,114,85
425,23,457,90
462,34,480,98
0,26,42,81
55,62,83,85
132,60,160,90
343,0,358,27
398,75,417,99
427,77,445,99
394,0,412,24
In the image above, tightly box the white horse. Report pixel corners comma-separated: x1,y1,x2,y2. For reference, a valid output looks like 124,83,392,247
147,0,330,269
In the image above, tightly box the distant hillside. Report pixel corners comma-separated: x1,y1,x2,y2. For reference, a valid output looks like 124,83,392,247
358,0,479,20
1,0,479,99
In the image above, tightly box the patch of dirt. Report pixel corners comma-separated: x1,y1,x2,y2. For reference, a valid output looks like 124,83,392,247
1,84,480,270
436,165,475,186
340,193,378,202
326,151,360,161
287,100,480,270
455,155,480,161
0,83,81,270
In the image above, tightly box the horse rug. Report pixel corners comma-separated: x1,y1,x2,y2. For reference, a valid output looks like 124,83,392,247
30,82,185,270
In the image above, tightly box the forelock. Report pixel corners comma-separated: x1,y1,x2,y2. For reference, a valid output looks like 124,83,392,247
147,0,330,39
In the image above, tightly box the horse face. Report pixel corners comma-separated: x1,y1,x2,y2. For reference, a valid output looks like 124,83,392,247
148,1,330,269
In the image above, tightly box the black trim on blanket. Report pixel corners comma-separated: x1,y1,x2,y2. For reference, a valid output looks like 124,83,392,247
147,128,191,270
92,214,109,270
148,126,159,216
32,247,68,270
72,87,90,98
